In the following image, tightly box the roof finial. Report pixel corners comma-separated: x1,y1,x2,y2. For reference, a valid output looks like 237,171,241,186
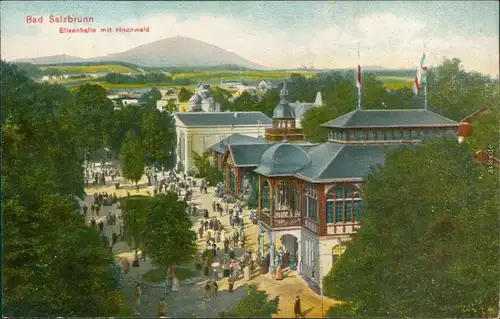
280,81,288,103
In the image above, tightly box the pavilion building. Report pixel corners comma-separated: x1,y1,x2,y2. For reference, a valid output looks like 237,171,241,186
207,84,460,286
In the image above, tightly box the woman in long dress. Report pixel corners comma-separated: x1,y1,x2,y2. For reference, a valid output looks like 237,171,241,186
171,276,179,292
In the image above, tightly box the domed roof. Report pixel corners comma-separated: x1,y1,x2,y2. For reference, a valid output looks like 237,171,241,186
272,81,296,120
254,143,311,176
273,102,296,119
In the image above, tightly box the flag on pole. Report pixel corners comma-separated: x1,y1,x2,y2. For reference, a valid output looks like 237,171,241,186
356,42,361,89
413,66,421,95
356,65,361,88
420,52,427,71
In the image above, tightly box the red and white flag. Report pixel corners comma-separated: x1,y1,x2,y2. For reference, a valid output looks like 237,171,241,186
356,65,361,88
413,52,427,95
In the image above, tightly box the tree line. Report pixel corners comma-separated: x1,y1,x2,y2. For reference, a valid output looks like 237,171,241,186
1,60,181,316
1,61,135,316
102,72,193,85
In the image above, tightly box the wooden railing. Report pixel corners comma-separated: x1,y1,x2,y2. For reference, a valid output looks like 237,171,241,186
260,212,271,226
272,216,301,227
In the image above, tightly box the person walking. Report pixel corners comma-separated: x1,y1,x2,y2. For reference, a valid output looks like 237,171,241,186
228,275,234,293
294,296,302,318
157,298,167,317
135,283,142,306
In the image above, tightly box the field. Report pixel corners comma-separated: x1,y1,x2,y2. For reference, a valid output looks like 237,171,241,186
60,71,413,92
172,70,317,83
39,64,138,74
379,76,413,90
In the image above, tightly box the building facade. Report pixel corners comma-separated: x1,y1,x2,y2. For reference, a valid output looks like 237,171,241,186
174,112,273,173
211,84,460,286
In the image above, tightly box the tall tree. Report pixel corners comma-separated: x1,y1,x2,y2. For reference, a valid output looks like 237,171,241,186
178,87,193,102
232,91,259,112
141,110,176,170
143,192,197,278
323,138,499,318
1,61,132,317
120,130,145,186
212,87,233,112
108,104,144,154
427,58,495,121
165,98,178,113
3,196,133,317
256,90,280,117
220,285,280,318
192,151,223,185
301,107,336,143
360,74,389,109
62,83,115,160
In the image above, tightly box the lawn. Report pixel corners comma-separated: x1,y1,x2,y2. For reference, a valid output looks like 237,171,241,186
172,70,317,82
142,266,199,284
379,76,413,90
39,64,137,74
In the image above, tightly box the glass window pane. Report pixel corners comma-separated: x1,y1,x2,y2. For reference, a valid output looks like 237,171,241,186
403,130,410,139
335,202,343,223
359,131,365,141
376,131,384,140
341,132,346,140
367,131,374,140
354,192,361,199
336,187,343,198
345,188,352,198
346,201,353,222
348,131,355,140
327,202,334,223
354,201,363,221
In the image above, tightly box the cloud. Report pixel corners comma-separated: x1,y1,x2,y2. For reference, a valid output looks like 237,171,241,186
1,13,498,76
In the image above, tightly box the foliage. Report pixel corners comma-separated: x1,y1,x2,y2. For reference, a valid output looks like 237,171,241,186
2,197,133,317
192,151,223,186
212,87,233,111
301,107,336,142
143,192,198,270
120,130,145,184
164,98,178,113
323,138,500,318
61,83,115,155
103,72,172,84
108,104,144,153
178,87,194,102
427,58,496,121
220,285,280,318
1,60,133,316
120,195,151,249
232,91,259,112
255,89,280,117
141,110,176,170
39,63,138,74
464,84,500,157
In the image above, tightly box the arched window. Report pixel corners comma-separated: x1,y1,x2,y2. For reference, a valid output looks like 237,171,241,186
326,185,363,223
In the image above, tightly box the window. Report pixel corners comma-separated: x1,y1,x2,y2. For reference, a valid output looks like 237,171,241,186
411,130,418,140
327,201,334,223
358,131,365,141
327,186,363,223
403,130,411,140
367,131,374,141
341,131,347,140
305,183,318,221
335,202,343,223
376,131,384,140
348,131,356,141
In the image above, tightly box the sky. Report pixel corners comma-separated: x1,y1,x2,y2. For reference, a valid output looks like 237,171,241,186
1,1,499,75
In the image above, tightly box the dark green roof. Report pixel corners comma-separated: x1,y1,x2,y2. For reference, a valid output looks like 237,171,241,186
229,143,272,167
309,144,401,181
175,112,272,127
321,109,459,128
254,143,311,176
207,133,267,154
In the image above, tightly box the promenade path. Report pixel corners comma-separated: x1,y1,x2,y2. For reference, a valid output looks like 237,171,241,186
82,167,337,318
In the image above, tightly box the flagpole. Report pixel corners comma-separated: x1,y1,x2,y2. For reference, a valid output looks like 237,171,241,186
423,44,428,110
357,41,361,110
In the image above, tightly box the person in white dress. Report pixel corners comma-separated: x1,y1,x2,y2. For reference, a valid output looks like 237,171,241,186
171,276,179,292
243,265,251,281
